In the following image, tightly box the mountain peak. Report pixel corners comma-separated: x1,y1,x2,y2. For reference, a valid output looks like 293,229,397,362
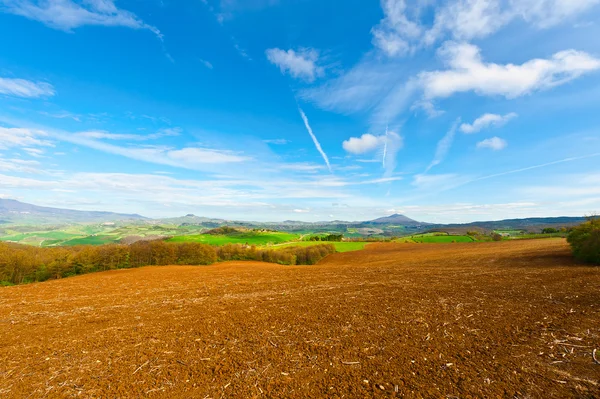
369,214,421,225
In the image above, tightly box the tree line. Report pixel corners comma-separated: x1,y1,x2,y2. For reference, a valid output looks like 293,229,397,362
307,234,344,242
0,241,336,286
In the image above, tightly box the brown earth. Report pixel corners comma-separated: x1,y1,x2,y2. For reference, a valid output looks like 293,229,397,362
0,239,599,398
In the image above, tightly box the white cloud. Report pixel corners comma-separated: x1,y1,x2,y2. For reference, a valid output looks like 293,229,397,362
266,48,324,82
0,0,162,38
371,0,421,57
0,77,55,98
460,112,517,133
342,130,403,176
0,127,53,149
423,0,515,45
342,133,387,154
371,0,600,55
476,136,508,150
420,42,600,100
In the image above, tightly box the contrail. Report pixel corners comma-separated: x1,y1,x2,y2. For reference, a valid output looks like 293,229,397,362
471,152,600,184
425,119,460,173
382,125,388,169
298,108,332,173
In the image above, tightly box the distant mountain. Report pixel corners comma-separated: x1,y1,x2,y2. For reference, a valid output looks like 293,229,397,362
0,199,586,234
427,216,586,232
0,199,147,225
368,214,424,225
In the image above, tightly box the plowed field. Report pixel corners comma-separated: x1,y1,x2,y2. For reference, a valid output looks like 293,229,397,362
1,239,599,398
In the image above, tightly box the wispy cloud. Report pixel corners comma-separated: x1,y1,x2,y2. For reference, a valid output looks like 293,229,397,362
0,0,162,38
426,119,460,172
460,112,517,134
266,48,324,82
0,76,55,98
263,138,289,145
477,136,508,151
200,59,214,69
0,127,53,149
39,110,81,121
298,108,331,172
76,128,181,141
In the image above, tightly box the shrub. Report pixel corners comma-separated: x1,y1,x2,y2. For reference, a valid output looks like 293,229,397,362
491,233,503,241
567,216,600,265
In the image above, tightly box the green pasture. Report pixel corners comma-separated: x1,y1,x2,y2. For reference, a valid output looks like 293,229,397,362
167,232,299,246
273,241,368,252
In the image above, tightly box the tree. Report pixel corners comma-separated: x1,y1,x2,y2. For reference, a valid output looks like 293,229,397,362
567,216,600,265
542,228,559,234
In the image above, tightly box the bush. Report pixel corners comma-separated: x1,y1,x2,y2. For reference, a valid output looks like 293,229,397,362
491,233,503,241
567,216,600,265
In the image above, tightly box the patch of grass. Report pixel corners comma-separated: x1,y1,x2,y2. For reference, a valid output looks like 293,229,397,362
167,232,299,246
274,241,368,252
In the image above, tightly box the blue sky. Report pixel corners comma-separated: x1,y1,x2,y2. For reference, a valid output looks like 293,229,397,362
1,0,600,223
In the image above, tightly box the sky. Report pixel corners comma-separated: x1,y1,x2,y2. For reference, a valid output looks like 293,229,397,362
1,0,600,223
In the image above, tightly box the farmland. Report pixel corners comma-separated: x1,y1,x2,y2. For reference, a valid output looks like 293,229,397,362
1,239,598,398
167,231,299,246
398,232,476,243
273,241,369,252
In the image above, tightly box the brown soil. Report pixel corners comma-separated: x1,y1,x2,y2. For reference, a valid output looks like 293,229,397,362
1,239,599,398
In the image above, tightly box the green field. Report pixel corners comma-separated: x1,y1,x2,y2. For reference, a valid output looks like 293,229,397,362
167,232,299,246
273,241,368,252
61,235,120,246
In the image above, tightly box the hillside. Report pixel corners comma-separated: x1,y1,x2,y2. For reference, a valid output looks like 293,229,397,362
0,199,147,225
368,214,424,225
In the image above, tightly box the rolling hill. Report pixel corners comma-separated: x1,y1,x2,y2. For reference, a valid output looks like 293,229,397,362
0,199,147,224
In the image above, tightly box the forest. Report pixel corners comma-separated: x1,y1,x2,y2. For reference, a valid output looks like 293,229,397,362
0,241,336,285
